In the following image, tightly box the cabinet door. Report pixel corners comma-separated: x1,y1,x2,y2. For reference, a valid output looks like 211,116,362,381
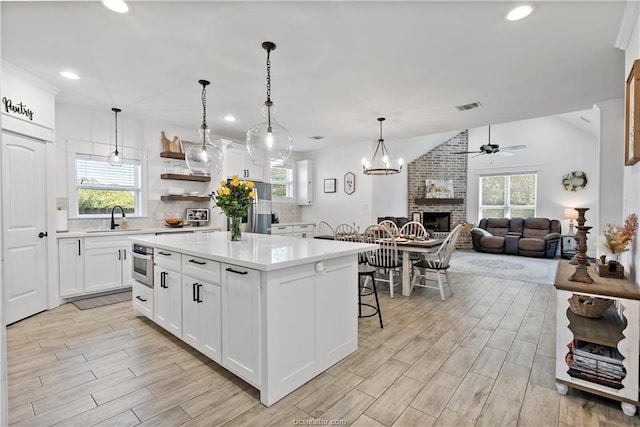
225,148,247,179
222,264,260,385
183,276,222,363
120,245,133,286
84,245,122,293
154,267,182,338
58,239,84,297
296,160,313,205
245,158,265,181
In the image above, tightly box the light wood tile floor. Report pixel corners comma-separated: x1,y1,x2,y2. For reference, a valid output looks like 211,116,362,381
7,273,640,426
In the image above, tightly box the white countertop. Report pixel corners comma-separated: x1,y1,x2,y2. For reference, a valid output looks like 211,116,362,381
56,225,221,239
131,232,375,271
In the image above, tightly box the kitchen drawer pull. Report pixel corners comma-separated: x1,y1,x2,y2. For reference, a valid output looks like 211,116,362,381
197,283,203,303
157,251,172,256
226,267,248,275
192,282,198,301
78,240,81,256
188,259,206,265
135,295,147,302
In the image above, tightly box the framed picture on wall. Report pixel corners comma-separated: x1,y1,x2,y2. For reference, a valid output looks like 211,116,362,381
324,178,336,193
625,58,640,166
344,172,355,195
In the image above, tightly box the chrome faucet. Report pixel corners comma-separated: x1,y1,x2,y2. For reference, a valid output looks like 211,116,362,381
110,206,126,230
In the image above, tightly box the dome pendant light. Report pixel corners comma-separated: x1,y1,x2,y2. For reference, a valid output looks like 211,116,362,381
186,79,224,176
108,107,123,167
246,41,292,166
362,117,403,175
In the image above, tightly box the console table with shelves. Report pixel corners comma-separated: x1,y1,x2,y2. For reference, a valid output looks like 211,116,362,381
554,260,640,416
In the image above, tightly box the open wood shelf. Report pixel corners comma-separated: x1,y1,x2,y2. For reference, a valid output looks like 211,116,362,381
567,306,625,347
161,195,210,202
160,151,185,160
414,198,464,205
160,173,210,182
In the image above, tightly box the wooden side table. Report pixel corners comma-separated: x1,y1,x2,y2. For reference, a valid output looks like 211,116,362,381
554,260,640,416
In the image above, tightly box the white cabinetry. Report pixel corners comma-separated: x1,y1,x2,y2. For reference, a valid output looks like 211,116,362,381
84,236,133,293
182,255,222,363
226,146,265,181
154,249,182,338
296,160,313,205
58,238,84,297
293,224,314,239
271,223,315,239
222,263,261,385
132,282,153,320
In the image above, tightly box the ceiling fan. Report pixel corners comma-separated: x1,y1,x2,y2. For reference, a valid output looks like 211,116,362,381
454,126,527,157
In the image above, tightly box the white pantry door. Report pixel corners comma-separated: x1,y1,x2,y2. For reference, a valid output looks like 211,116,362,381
2,132,48,324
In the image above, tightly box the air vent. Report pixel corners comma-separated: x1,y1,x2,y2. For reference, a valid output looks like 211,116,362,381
309,136,325,140
455,102,483,111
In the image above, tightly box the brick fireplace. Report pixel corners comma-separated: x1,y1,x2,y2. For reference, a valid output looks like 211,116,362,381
407,131,471,249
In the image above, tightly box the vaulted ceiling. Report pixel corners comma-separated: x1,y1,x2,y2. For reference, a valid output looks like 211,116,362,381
1,1,627,152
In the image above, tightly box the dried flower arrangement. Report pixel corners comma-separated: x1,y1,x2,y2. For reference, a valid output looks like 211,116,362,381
602,213,638,255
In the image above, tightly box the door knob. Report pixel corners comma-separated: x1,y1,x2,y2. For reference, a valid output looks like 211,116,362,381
38,232,48,238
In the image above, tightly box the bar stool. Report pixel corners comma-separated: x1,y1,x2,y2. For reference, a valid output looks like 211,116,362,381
358,263,383,328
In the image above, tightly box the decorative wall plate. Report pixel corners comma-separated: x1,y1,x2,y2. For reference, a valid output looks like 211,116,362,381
562,171,587,192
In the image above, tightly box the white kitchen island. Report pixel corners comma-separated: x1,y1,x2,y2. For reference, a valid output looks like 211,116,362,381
130,231,375,406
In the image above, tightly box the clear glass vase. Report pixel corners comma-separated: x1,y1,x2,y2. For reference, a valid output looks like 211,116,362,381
229,217,242,241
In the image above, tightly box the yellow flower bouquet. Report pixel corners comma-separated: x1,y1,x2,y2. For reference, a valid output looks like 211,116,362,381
210,175,255,240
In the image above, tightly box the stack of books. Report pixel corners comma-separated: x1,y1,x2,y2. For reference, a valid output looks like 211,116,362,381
567,340,626,389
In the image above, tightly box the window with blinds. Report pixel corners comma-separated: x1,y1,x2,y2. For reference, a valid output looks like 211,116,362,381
75,154,142,216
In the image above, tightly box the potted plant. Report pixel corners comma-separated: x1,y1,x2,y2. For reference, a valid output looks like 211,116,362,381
601,213,638,273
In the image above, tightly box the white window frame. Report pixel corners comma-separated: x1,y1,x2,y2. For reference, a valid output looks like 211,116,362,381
69,151,147,218
271,164,295,202
478,172,538,220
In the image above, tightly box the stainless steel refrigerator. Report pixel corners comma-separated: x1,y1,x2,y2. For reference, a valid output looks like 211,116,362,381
227,180,272,234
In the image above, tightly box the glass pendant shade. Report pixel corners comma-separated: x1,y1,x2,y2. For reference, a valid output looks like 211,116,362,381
362,117,403,175
186,127,223,175
247,41,292,166
246,102,292,166
108,107,123,167
186,79,224,176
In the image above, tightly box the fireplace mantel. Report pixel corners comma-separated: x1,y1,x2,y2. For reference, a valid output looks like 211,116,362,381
415,198,464,205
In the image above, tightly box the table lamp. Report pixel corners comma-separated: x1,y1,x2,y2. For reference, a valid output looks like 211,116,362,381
564,208,579,235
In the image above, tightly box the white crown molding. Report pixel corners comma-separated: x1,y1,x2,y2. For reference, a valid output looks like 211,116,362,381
1,61,60,95
615,1,640,51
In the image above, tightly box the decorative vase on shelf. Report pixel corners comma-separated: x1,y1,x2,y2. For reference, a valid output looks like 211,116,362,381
229,216,242,241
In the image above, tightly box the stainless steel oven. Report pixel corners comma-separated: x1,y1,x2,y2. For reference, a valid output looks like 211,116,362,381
130,244,154,287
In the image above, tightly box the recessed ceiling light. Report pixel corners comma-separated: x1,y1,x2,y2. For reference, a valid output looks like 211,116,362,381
223,115,236,122
506,5,533,21
59,71,80,80
102,0,129,13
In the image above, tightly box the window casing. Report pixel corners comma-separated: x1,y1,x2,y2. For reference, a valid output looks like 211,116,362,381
479,173,537,220
73,153,143,217
271,165,294,201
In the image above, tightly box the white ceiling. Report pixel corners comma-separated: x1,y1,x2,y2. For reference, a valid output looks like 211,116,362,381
1,1,627,153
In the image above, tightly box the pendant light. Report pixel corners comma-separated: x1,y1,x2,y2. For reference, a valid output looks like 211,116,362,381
362,117,403,175
108,107,123,167
246,41,292,166
185,79,224,176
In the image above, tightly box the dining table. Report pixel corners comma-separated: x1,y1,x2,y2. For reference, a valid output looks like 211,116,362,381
329,232,444,296
393,237,444,296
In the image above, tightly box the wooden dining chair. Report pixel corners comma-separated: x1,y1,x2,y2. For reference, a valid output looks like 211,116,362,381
362,224,402,299
378,220,399,235
410,224,462,300
314,220,335,238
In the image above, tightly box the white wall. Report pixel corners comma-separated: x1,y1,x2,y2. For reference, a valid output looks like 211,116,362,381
466,117,600,258
300,131,458,230
622,7,640,283
55,103,225,228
